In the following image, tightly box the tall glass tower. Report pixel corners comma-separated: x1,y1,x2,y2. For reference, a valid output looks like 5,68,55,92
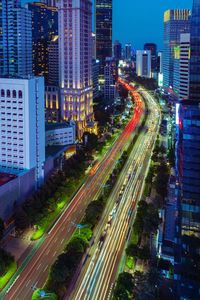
189,0,200,101
175,1,200,299
0,0,32,77
163,9,190,89
95,0,112,71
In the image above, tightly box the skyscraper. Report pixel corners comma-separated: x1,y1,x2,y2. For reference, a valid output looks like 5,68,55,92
175,1,200,298
59,0,94,138
124,43,132,61
163,9,190,89
28,2,58,84
189,0,200,101
113,40,122,61
0,0,32,77
179,33,190,100
136,50,151,78
95,0,112,69
144,43,157,75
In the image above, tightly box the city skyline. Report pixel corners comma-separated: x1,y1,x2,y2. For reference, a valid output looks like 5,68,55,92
113,0,192,49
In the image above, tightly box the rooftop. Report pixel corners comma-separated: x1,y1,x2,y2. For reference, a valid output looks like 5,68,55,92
0,172,17,187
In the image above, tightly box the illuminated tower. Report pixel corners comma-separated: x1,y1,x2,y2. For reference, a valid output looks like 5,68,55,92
95,0,112,72
163,9,190,89
189,0,200,101
58,0,94,138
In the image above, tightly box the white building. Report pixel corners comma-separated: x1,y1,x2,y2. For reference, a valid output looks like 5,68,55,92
179,33,190,100
45,121,76,146
136,50,151,78
0,77,45,185
59,0,94,138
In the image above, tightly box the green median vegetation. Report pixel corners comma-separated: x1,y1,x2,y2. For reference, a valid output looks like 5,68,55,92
32,289,58,300
0,250,16,289
19,150,90,240
46,124,144,298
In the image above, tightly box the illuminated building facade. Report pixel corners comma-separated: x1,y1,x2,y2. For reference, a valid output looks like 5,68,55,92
175,2,200,298
136,50,151,78
59,0,94,138
163,9,190,89
179,33,190,100
0,0,32,77
95,0,112,72
113,40,122,61
28,2,58,84
189,0,200,101
144,43,157,75
124,43,132,61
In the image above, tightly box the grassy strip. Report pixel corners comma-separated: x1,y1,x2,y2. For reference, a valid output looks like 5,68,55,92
0,262,17,290
45,118,144,298
32,289,58,300
30,175,85,240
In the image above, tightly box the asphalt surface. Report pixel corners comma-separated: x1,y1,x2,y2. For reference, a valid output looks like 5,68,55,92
69,81,161,300
2,82,144,300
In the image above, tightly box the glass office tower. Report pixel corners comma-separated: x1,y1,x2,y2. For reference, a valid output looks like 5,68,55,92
175,1,200,299
95,0,112,72
189,0,200,101
163,9,190,89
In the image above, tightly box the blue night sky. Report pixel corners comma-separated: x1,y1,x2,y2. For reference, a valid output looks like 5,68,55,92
113,0,192,50
22,0,192,51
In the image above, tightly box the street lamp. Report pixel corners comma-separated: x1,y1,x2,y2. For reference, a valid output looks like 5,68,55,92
71,222,88,235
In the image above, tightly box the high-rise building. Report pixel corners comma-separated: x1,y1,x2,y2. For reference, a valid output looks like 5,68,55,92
189,0,200,101
0,77,45,185
92,59,100,99
104,58,116,101
59,0,94,138
179,33,190,100
48,35,59,87
124,43,132,61
113,40,122,61
28,2,58,84
144,43,157,74
175,101,200,299
163,9,190,89
95,0,112,69
0,0,32,77
175,1,200,298
136,50,151,78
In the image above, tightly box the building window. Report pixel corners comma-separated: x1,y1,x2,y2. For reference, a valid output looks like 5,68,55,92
1,89,5,97
7,90,11,97
18,90,23,98
12,90,17,98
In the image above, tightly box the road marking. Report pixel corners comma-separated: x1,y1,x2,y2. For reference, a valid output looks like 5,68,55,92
46,249,50,255
25,279,31,287
61,238,65,244
36,263,41,270
54,237,58,243
43,265,48,273
53,251,57,257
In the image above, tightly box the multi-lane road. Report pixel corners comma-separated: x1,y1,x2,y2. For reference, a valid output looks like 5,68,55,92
2,81,144,300
69,80,161,300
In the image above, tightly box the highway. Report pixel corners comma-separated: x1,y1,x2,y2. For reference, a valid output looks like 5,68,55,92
2,82,144,299
69,80,161,300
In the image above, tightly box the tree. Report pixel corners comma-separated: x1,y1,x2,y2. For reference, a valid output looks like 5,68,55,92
14,208,30,230
0,248,14,276
138,245,151,261
0,218,4,241
126,244,139,258
113,272,134,300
